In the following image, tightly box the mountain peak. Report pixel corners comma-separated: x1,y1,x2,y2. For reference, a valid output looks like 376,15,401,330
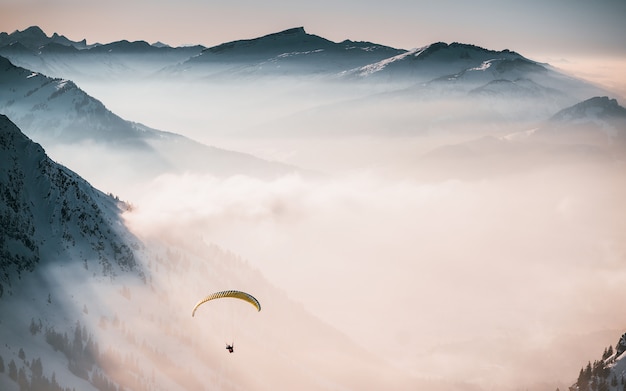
0,26,49,50
269,26,306,37
551,96,626,122
1,25,93,50
200,26,331,59
416,41,522,62
16,25,47,39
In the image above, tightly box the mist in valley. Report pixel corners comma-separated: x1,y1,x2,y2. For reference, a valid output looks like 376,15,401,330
71,71,626,390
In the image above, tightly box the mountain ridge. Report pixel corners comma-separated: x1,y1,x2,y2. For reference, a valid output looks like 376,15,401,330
0,25,95,50
0,25,614,102
0,114,142,297
0,54,306,188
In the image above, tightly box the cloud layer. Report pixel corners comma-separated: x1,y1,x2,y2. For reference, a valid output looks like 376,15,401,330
123,159,626,388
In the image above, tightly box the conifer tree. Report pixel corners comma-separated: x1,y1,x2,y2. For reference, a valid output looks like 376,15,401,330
8,359,17,381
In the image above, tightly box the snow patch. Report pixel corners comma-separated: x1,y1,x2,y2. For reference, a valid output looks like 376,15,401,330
275,49,325,58
55,79,69,90
468,60,494,72
503,128,539,141
355,46,428,76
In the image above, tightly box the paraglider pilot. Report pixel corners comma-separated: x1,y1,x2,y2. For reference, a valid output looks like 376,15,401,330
226,343,234,353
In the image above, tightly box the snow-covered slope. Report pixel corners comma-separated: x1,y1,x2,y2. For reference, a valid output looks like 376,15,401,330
0,55,150,145
344,42,524,83
0,114,142,295
0,115,426,391
569,332,626,391
0,113,146,389
339,42,607,111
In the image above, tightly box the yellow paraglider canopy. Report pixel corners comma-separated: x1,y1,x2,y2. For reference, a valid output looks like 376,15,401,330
191,290,261,317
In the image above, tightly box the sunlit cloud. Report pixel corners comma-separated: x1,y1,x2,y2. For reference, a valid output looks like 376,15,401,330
122,161,626,389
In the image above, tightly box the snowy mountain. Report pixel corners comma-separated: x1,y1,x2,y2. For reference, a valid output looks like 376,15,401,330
0,55,149,145
0,55,304,188
569,332,626,391
345,42,525,83
0,114,142,296
358,44,605,115
169,27,405,79
0,26,204,82
0,115,426,391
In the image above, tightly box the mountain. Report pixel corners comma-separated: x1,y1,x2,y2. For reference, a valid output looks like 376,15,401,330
0,26,95,51
0,115,426,391
0,25,613,98
169,27,405,79
0,55,150,145
0,26,611,128
332,42,608,124
0,114,142,297
531,96,626,151
550,96,626,124
0,55,304,190
0,26,204,82
344,42,525,83
570,332,626,391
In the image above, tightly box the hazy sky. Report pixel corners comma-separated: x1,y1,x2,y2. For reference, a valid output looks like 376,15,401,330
2,0,625,58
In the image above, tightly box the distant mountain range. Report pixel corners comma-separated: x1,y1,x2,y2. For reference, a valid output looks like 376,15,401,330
0,25,608,97
0,54,304,191
0,25,98,50
0,26,622,175
0,25,622,183
0,26,204,81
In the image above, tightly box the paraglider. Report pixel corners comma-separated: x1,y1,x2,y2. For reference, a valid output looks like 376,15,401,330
192,290,261,353
191,290,261,317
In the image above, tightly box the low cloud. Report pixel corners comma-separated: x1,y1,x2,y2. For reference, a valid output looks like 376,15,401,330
123,161,626,390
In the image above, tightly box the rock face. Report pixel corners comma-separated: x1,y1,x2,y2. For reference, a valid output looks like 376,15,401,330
0,114,141,295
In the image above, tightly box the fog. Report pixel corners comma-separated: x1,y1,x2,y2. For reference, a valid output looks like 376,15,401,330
120,162,626,389
53,72,626,390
